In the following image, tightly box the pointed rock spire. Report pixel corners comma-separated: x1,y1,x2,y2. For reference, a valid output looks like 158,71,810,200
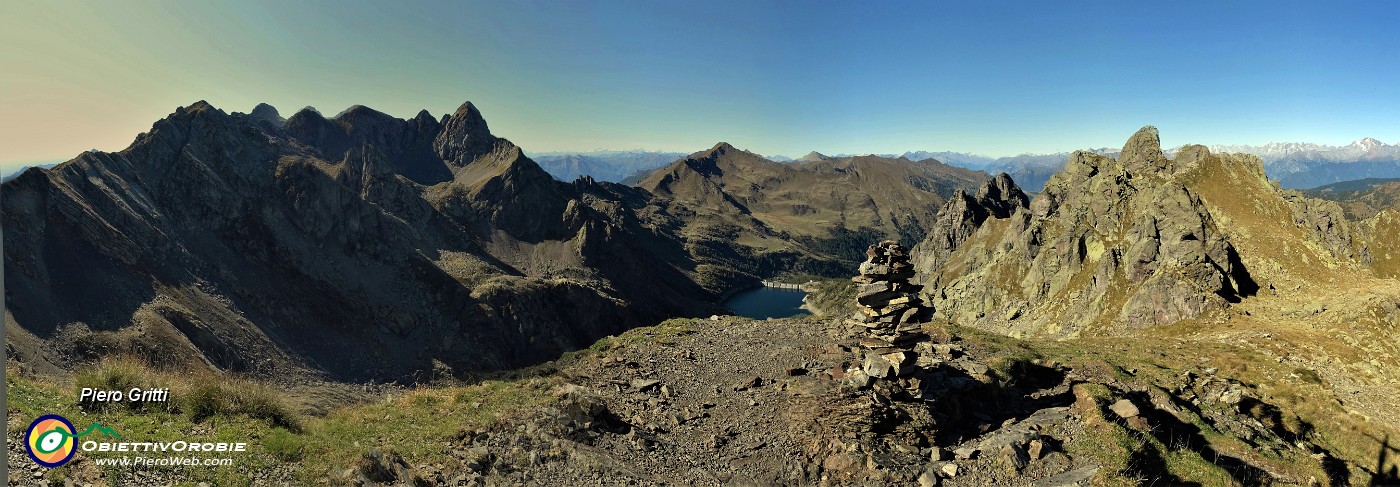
976,173,1030,218
433,101,497,166
1120,125,1168,173
412,109,438,126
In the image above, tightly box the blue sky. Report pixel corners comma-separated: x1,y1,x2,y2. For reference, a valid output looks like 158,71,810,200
2,1,1397,171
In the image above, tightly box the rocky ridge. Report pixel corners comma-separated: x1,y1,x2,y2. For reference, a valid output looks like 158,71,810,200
6,107,1399,485
2,101,722,382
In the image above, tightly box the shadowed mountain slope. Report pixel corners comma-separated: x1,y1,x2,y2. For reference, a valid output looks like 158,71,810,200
3,101,722,382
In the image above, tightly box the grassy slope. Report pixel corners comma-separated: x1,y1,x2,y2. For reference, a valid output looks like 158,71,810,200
6,321,704,485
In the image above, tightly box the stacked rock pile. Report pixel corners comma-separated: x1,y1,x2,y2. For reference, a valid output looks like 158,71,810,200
846,240,930,383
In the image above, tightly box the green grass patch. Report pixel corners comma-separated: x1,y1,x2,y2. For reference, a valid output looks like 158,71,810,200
262,427,305,461
295,376,555,483
181,379,299,431
9,357,561,485
8,363,298,485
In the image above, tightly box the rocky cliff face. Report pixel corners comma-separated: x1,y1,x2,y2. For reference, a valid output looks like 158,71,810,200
3,101,720,381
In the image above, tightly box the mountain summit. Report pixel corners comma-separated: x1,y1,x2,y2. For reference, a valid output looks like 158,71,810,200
247,103,284,126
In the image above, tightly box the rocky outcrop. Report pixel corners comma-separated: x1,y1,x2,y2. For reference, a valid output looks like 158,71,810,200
914,127,1260,337
1281,190,1371,264
434,101,498,168
911,173,1028,281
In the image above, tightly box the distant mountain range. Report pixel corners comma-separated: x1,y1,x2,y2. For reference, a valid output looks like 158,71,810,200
1196,138,1400,189
536,138,1399,192
527,151,688,183
529,149,801,183
3,162,61,182
837,139,1400,191
9,105,1399,484
1,101,989,382
3,101,726,381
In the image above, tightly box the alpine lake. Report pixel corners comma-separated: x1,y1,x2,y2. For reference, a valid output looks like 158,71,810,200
722,286,811,320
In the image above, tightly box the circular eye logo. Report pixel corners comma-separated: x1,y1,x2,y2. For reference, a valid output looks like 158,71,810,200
26,414,78,468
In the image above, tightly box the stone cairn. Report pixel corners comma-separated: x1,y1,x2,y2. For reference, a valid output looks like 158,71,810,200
845,240,930,385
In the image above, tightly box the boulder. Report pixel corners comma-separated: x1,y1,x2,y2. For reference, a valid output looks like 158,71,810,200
1109,399,1140,419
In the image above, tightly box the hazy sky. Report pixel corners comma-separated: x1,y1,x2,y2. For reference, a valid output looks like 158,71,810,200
2,1,1397,172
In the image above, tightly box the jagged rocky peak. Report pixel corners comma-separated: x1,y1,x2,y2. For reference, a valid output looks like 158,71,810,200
182,100,219,113
125,101,242,159
292,105,322,117
910,173,1031,280
285,105,329,131
411,109,439,128
335,104,381,119
1120,125,1168,173
976,172,1030,217
800,151,830,162
159,100,230,126
433,101,499,166
914,127,1260,336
